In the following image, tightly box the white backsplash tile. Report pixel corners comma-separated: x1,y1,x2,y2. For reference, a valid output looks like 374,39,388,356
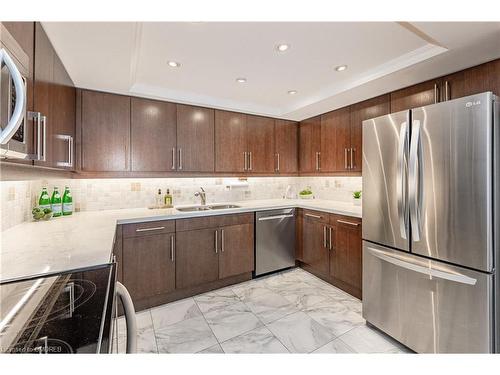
0,176,361,231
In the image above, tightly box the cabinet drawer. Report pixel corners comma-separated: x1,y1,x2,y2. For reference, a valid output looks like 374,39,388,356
176,213,254,232
302,209,329,224
122,220,175,238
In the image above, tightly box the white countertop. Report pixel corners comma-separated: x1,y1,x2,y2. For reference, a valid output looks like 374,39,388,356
0,199,361,283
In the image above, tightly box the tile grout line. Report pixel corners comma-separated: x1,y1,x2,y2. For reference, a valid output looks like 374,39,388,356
192,297,226,353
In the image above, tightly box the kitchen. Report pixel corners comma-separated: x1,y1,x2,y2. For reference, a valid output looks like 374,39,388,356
1,3,500,370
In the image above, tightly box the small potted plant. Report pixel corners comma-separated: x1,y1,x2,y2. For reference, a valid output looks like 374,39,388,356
352,190,362,206
299,187,314,199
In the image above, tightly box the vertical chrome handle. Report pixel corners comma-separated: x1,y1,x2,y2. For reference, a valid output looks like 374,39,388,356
170,235,175,262
433,83,439,104
214,230,218,254
0,48,26,144
69,136,74,167
329,227,333,250
276,153,280,172
317,152,321,170
444,81,450,101
344,148,348,169
221,229,225,252
350,148,354,169
323,225,327,248
40,115,47,162
315,152,319,171
397,121,409,239
178,148,182,170
243,152,247,170
171,148,176,170
409,119,424,241
249,151,252,170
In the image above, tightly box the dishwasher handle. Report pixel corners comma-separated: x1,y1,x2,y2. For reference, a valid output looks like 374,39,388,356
258,214,295,221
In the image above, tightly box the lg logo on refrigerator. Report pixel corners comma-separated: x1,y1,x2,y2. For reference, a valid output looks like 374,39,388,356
465,100,481,108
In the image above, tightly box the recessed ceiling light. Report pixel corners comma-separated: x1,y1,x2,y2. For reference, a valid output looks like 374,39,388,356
335,65,348,72
276,43,290,52
288,90,297,95
167,61,181,68
236,77,247,83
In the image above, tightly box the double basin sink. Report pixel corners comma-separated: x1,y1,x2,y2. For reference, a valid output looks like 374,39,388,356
176,204,241,212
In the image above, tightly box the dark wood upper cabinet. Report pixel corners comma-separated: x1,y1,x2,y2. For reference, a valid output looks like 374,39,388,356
81,90,130,172
130,98,176,172
349,94,390,172
320,108,350,172
275,119,298,174
218,224,254,279
299,116,321,173
176,104,215,172
123,232,176,303
215,110,247,172
390,79,441,113
247,115,274,173
175,228,219,289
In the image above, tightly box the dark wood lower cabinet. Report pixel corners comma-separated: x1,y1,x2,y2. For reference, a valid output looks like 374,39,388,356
175,228,219,289
302,215,329,276
122,232,176,303
219,224,254,279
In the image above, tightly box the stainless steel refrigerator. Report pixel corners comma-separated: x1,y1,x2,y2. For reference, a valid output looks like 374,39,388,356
362,91,499,353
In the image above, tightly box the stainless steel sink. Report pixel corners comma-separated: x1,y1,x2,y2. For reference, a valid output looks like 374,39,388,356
208,204,241,210
176,205,211,212
175,204,240,212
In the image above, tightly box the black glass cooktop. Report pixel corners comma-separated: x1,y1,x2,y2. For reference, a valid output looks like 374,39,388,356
0,264,116,354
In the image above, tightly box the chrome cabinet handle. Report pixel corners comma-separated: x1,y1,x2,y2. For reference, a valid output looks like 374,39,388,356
409,119,424,241
214,230,218,254
350,148,354,169
170,235,175,262
135,226,165,232
40,115,47,162
337,219,360,227
221,229,225,252
367,247,477,285
315,152,320,171
275,153,280,172
344,148,348,169
171,148,176,170
249,151,252,170
69,136,74,167
329,227,333,250
178,148,182,170
243,152,247,171
434,83,439,104
444,80,450,101
305,213,321,219
397,121,409,239
0,48,26,144
323,225,327,248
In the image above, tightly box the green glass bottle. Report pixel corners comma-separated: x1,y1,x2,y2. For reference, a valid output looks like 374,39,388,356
39,187,51,210
62,186,73,216
51,187,62,217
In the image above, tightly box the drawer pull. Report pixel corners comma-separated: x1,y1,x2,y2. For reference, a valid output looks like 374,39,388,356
135,226,166,232
323,225,327,248
337,220,360,227
305,213,322,219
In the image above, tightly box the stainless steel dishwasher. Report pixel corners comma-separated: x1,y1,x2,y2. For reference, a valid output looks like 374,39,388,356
255,208,296,276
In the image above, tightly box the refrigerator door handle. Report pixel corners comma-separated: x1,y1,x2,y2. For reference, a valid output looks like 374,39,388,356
366,247,477,285
409,119,423,241
397,121,409,239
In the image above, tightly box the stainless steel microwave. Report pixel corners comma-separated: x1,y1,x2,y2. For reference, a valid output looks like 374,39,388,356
0,24,30,160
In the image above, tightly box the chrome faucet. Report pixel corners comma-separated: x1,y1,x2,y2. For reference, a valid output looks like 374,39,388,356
194,187,207,206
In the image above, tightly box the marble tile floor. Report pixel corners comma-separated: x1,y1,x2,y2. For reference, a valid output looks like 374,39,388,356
112,267,411,354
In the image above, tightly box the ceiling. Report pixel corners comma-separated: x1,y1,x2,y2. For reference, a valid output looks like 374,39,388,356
42,22,500,121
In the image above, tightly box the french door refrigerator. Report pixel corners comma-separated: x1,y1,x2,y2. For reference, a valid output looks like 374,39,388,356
362,91,499,353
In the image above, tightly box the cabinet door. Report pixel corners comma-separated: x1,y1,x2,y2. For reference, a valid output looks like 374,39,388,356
299,116,321,173
123,233,176,303
176,104,215,172
219,224,254,279
390,79,441,113
302,216,329,276
131,98,176,172
81,90,130,171
320,108,350,172
275,119,298,173
33,23,54,167
331,217,362,296
246,115,274,173
176,228,219,289
215,110,247,172
51,53,75,170
443,60,500,99
349,94,390,172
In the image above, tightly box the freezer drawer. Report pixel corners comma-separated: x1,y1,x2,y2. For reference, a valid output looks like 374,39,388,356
363,241,494,353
